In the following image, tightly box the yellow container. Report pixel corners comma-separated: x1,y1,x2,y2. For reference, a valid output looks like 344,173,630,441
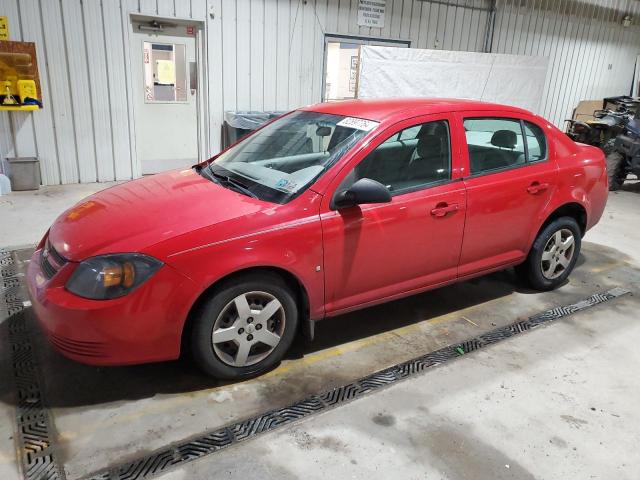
17,79,37,102
1,80,18,105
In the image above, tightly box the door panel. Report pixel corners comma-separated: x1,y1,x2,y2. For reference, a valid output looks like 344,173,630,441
320,113,467,316
322,184,466,314
457,113,558,277
131,23,199,174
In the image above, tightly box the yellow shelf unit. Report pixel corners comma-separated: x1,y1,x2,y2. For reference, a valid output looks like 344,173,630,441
0,104,39,111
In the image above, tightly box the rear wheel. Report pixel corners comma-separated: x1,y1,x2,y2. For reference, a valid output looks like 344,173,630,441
191,273,299,379
517,217,581,291
606,151,627,191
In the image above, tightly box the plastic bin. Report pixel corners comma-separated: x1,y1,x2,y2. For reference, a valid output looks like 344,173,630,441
7,157,41,191
222,111,285,149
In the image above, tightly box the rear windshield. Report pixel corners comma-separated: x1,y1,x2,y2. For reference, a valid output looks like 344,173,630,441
209,111,376,203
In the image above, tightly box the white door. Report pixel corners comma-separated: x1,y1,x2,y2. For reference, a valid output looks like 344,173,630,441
131,21,199,174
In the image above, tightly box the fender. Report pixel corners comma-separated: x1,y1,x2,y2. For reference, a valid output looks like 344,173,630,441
526,144,607,248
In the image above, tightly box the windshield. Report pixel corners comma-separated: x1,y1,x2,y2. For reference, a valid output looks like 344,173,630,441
208,111,375,203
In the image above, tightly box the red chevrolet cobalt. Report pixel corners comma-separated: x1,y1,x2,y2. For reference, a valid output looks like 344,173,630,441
27,99,608,379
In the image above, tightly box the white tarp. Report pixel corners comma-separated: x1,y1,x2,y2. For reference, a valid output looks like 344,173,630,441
357,46,550,113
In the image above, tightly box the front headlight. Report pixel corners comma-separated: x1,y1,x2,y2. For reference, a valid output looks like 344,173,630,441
66,254,163,300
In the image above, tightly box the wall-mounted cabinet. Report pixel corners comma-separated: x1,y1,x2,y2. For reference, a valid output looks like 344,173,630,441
0,40,42,111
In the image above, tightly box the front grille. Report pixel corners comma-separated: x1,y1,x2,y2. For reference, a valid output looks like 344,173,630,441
40,253,57,278
40,239,67,279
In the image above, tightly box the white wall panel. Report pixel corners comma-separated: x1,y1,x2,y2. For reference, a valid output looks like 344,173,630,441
83,0,116,182
61,0,98,183
494,0,640,126
2,0,640,185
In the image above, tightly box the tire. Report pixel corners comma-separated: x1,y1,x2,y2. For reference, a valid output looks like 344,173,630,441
190,272,299,379
606,151,627,191
517,217,582,291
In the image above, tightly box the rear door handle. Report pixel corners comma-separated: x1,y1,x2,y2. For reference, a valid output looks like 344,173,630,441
430,202,459,217
527,182,549,194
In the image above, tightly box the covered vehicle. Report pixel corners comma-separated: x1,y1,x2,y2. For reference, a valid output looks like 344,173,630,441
27,98,608,379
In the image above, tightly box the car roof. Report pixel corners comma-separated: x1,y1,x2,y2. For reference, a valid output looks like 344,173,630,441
301,98,532,122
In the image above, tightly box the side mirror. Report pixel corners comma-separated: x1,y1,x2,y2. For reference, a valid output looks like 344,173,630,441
332,178,392,209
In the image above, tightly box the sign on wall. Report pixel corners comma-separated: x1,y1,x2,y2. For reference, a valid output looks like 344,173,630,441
357,0,386,28
349,55,358,93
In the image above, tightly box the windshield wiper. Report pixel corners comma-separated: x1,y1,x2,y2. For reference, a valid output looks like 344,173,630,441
210,170,259,199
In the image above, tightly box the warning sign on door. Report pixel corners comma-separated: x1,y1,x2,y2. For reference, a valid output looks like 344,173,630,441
357,0,385,28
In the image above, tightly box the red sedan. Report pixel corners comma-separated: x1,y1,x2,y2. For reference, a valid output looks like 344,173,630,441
27,99,608,379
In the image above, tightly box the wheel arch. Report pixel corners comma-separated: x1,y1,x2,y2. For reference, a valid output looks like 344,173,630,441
180,266,312,356
536,202,587,241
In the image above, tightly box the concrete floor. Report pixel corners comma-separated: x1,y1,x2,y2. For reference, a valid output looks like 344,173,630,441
0,181,639,479
0,181,118,249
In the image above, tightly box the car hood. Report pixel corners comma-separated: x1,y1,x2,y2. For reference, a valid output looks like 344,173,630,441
48,168,275,262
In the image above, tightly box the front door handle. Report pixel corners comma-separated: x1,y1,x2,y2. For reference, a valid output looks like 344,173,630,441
527,181,549,194
431,202,459,218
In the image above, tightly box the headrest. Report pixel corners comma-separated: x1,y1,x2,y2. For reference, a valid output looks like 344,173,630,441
416,135,441,158
491,130,517,149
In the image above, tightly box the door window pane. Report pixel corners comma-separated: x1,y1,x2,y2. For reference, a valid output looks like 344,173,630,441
349,120,451,194
464,118,526,174
143,42,187,102
524,121,547,162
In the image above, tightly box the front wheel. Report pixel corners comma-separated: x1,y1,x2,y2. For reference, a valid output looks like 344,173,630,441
516,217,581,291
606,151,627,191
190,273,299,379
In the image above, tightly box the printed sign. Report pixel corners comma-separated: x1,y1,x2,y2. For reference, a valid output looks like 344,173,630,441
156,59,175,85
0,16,8,40
357,0,386,28
336,117,379,131
349,55,359,93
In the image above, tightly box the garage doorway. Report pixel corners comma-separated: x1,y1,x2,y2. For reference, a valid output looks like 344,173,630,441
323,35,410,101
130,18,203,175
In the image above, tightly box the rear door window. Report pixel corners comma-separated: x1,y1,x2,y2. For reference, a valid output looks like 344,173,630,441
464,117,549,175
464,118,526,175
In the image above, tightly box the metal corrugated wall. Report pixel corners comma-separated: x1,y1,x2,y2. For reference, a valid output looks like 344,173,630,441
492,0,640,127
0,0,639,185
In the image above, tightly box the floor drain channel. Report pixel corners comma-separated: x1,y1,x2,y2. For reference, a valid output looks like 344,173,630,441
84,286,630,480
1,249,66,480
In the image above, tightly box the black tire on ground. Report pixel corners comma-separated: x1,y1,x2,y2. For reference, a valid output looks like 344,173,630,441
606,151,627,191
190,272,299,379
516,216,582,291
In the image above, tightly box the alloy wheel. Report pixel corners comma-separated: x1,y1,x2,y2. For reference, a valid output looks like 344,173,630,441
540,228,575,280
211,291,286,367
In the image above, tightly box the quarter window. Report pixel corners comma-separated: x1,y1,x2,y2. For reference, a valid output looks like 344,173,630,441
524,121,547,161
348,120,451,194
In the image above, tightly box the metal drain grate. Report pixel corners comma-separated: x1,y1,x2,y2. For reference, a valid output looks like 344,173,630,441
1,249,66,480
84,286,630,480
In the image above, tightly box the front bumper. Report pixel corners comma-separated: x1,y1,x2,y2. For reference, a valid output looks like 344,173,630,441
26,248,198,366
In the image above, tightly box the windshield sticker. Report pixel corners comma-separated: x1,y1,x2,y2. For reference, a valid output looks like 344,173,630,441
336,117,379,131
275,178,298,192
